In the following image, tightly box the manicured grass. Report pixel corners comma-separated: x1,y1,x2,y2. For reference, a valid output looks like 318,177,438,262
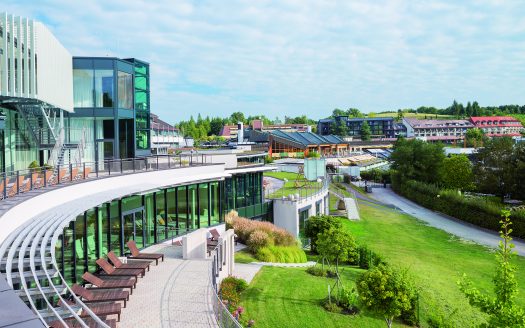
239,201,525,327
235,249,258,264
341,203,525,327
240,266,403,327
264,171,322,198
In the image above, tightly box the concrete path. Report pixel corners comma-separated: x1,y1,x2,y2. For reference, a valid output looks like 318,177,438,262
233,263,263,284
263,176,284,195
370,187,525,256
119,244,217,328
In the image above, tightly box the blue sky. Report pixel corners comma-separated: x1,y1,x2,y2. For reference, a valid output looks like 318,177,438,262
5,0,525,123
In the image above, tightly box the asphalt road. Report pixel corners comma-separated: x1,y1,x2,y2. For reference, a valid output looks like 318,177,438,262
369,186,525,256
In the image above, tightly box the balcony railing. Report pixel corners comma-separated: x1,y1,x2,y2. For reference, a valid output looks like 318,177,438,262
0,154,212,201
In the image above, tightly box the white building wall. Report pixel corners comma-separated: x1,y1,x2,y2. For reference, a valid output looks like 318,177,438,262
273,188,329,237
0,13,73,111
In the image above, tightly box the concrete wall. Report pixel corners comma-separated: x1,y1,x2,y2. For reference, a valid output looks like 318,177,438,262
182,228,207,259
273,188,329,237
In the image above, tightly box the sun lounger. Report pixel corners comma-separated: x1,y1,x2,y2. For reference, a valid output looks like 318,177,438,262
96,258,145,278
58,298,122,322
71,284,129,308
107,251,151,272
126,240,164,265
82,272,136,294
48,317,118,328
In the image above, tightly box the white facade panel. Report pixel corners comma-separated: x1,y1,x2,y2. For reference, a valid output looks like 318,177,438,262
0,13,73,112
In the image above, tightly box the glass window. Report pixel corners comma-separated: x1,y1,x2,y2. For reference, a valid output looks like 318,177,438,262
210,182,220,225
86,209,97,272
155,191,166,241
118,71,133,109
177,186,188,232
62,222,75,284
73,69,94,107
167,188,178,236
109,200,121,256
74,213,86,283
98,204,110,258
95,69,114,107
198,183,210,228
188,185,197,230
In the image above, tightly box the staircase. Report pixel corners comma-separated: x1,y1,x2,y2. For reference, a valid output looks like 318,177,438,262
16,103,58,149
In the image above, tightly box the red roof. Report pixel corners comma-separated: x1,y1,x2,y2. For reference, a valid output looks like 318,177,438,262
470,116,520,123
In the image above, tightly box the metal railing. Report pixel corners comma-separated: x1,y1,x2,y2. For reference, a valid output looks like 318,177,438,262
265,176,329,201
210,244,243,328
0,154,212,201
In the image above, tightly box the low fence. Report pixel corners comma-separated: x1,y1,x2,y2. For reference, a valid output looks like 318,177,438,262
0,154,211,200
210,243,243,328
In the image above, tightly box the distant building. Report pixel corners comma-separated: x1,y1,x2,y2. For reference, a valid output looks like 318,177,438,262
150,113,192,154
469,116,523,137
317,117,399,138
402,118,474,142
220,119,309,141
268,130,349,158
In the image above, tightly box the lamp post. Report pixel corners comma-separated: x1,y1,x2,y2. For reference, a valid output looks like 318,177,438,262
282,178,288,198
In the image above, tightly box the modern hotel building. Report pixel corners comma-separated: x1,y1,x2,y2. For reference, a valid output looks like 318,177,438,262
0,12,304,328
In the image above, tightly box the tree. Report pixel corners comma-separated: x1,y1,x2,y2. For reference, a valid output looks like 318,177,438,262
230,112,245,124
458,211,525,327
439,154,474,191
331,108,347,118
304,215,342,253
465,128,485,148
347,108,363,118
360,121,371,141
473,137,516,200
209,117,225,136
316,228,357,272
331,119,348,137
396,109,404,121
390,138,445,184
356,264,416,328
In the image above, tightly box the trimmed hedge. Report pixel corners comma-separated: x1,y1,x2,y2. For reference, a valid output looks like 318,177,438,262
392,178,525,239
256,245,307,263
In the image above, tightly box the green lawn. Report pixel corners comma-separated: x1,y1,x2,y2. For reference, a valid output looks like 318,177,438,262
239,202,525,327
373,112,455,120
264,171,322,198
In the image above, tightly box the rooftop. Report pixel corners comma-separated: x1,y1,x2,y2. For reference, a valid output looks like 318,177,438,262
270,130,346,146
404,118,474,129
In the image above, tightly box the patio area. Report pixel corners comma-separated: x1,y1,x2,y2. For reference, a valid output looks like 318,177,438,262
119,243,217,328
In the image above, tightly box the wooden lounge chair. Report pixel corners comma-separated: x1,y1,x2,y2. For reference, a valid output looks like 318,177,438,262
96,258,145,278
126,240,164,265
48,317,118,328
71,284,129,308
82,272,136,294
107,251,151,272
58,298,122,322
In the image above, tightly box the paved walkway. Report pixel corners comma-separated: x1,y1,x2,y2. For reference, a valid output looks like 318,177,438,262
263,176,284,196
370,187,525,256
119,244,217,328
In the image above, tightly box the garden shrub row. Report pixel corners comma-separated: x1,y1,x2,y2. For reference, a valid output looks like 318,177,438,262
225,210,307,263
392,178,525,239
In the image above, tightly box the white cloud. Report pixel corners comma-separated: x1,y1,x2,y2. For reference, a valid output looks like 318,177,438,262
5,0,525,121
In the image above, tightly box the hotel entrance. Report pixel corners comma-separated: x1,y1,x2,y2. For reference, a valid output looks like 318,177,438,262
122,207,145,249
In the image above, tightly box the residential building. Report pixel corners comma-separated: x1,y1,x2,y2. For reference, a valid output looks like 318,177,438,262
402,117,474,142
317,116,397,138
150,113,190,154
469,116,523,137
220,119,308,141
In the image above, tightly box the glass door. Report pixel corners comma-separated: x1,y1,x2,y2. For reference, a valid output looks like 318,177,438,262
122,207,145,248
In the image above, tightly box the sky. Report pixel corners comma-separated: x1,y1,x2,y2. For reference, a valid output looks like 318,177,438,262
5,0,525,123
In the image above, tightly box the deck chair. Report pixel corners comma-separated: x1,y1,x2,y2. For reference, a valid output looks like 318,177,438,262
58,298,122,322
71,284,129,308
126,240,164,265
82,272,136,294
96,258,145,278
107,251,151,272
48,317,118,328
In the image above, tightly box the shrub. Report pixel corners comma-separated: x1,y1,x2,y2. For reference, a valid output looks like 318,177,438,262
357,246,386,269
255,245,307,263
306,265,327,277
323,300,343,313
221,276,248,293
316,229,358,269
304,215,342,253
247,230,272,252
391,179,525,239
338,287,360,314
272,229,296,247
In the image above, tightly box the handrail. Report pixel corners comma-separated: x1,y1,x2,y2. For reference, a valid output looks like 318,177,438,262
210,243,243,328
0,154,213,202
266,175,329,201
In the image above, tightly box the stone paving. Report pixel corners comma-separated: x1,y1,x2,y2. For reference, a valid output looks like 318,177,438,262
119,244,217,328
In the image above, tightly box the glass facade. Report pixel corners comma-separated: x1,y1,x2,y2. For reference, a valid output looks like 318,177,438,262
131,60,150,151
0,107,39,172
57,180,223,284
117,71,133,109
